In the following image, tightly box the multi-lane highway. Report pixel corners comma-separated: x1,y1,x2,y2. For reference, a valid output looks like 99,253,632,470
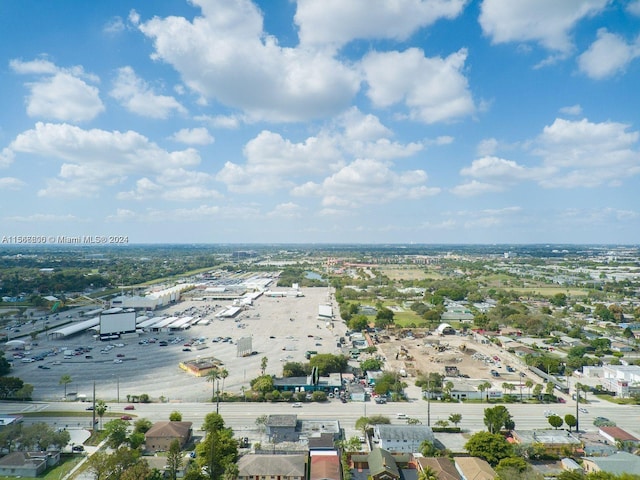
2,396,637,444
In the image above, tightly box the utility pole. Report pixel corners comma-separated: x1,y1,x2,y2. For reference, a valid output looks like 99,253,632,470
92,381,96,430
575,381,580,432
427,379,431,427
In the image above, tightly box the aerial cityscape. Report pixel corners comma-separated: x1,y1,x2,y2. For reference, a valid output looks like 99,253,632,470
2,0,640,479
0,243,640,480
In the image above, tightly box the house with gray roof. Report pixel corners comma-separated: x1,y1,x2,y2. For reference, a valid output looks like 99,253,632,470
582,451,640,476
372,425,434,453
237,454,307,480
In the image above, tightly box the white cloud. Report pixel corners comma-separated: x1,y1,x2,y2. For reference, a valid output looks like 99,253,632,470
104,16,126,34
216,110,425,194
0,148,15,168
138,0,360,122
361,48,475,123
10,59,104,122
199,114,242,129
169,127,214,145
295,0,467,48
536,118,640,188
267,202,305,218
0,177,25,190
106,204,260,223
450,180,504,197
217,130,343,193
476,138,498,156
559,104,582,115
3,122,201,197
628,0,640,16
479,0,609,53
292,158,440,208
578,28,640,79
4,213,79,222
460,156,539,182
110,66,186,118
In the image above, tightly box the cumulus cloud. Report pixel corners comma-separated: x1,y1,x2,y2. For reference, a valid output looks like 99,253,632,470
9,58,104,122
103,16,126,34
361,48,475,123
0,177,25,190
628,0,640,16
535,117,640,187
291,158,440,208
559,104,582,116
110,66,186,118
578,28,640,79
295,0,467,48
450,180,504,197
216,109,428,194
267,202,305,218
138,0,360,122
169,127,214,145
2,122,202,197
479,0,609,54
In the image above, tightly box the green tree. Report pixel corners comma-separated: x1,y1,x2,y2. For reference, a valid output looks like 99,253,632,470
348,315,369,332
166,439,183,480
206,368,221,403
169,411,183,421
260,356,268,375
197,416,238,480
133,418,153,434
465,431,513,466
59,374,72,399
478,381,492,403
418,466,439,480
420,439,439,457
484,405,514,434
374,307,395,329
220,368,229,395
104,419,129,449
564,414,577,432
448,413,462,427
548,415,563,430
533,383,543,401
282,362,307,377
95,400,108,430
360,358,384,371
250,375,274,393
308,353,349,375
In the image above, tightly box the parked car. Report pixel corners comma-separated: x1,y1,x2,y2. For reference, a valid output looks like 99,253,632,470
124,405,135,410
292,402,302,408
121,415,132,421
72,445,85,452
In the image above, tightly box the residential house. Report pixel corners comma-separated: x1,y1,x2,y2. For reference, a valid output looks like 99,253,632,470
582,451,640,475
454,457,497,480
266,415,298,442
368,447,400,480
144,421,192,453
237,454,307,480
599,426,640,450
309,450,341,480
511,430,582,456
0,451,60,478
145,454,191,479
372,425,434,454
417,457,461,480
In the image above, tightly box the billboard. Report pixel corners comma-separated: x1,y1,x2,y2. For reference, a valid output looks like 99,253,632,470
100,311,136,335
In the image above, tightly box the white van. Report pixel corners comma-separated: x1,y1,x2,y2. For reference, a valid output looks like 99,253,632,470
21,358,34,363
396,413,408,419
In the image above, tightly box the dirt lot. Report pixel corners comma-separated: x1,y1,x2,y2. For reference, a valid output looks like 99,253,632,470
376,331,527,383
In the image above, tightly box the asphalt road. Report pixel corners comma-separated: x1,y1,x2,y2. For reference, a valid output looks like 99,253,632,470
2,394,638,445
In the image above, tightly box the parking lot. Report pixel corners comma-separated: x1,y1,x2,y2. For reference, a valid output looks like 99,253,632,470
10,287,347,403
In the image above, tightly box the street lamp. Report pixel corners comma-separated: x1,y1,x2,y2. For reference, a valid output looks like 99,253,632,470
216,380,220,414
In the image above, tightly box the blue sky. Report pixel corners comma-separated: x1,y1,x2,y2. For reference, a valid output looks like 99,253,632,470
1,0,640,245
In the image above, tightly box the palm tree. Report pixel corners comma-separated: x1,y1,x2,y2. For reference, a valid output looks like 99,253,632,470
478,381,491,403
220,368,229,396
95,400,108,430
59,374,72,399
525,379,534,397
260,356,268,375
206,368,220,404
418,466,439,480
